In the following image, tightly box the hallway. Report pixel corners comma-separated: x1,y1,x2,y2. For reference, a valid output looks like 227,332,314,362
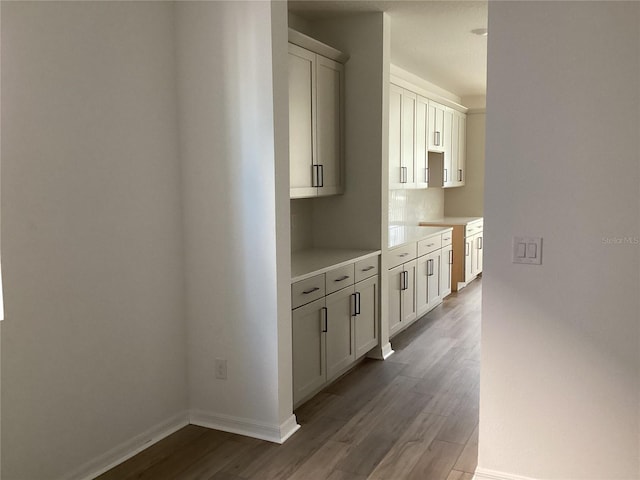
99,280,481,480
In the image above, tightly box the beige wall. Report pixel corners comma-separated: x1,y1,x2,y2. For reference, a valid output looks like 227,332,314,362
479,2,639,479
1,3,188,478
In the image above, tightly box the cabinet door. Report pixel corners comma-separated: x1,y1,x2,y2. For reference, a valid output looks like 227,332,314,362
428,101,445,152
476,233,484,274
416,254,430,317
465,235,474,282
387,264,403,336
316,56,343,196
289,45,317,198
426,250,441,307
441,244,453,298
449,112,460,187
442,108,454,187
402,260,418,324
415,96,429,188
389,84,404,190
292,298,326,406
457,113,466,186
354,275,378,359
325,286,356,381
401,90,417,186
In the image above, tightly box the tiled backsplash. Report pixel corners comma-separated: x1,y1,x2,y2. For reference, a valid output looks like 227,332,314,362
389,188,444,226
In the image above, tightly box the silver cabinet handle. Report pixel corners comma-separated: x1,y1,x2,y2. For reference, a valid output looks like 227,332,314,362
361,266,375,272
435,131,441,146
449,250,453,265
427,259,434,276
478,237,483,249
458,169,463,182
334,275,350,282
303,287,320,294
444,168,448,182
398,253,409,257
466,243,470,256
427,243,434,247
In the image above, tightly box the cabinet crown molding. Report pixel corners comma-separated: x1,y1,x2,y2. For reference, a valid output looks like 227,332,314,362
288,28,349,63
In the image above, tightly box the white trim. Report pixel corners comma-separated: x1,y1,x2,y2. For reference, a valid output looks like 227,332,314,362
288,28,349,63
390,64,467,113
366,341,395,360
70,411,189,480
190,410,300,444
474,467,538,480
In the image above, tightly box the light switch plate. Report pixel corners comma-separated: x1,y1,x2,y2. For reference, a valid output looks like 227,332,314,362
513,236,542,265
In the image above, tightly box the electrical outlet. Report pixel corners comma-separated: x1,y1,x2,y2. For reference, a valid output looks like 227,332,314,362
215,358,227,380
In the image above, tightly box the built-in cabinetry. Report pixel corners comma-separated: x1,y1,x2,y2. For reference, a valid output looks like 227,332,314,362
389,81,466,190
291,252,380,407
387,227,453,338
419,218,483,291
288,30,348,199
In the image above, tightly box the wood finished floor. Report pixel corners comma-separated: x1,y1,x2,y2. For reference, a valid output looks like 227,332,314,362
98,279,481,480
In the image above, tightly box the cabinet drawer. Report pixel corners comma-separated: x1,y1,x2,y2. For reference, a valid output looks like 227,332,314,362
466,221,483,237
388,242,417,269
292,274,326,309
441,231,453,247
355,256,379,283
326,264,355,294
418,235,442,257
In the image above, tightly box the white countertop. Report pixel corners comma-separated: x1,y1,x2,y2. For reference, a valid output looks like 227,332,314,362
419,216,483,226
291,248,381,283
388,225,453,249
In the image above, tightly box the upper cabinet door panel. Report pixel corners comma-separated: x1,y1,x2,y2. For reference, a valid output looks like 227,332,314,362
401,90,417,186
415,96,429,188
316,56,344,196
389,84,403,190
289,44,317,198
428,100,445,152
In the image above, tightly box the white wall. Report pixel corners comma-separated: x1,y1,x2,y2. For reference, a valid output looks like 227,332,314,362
479,2,639,479
444,111,485,217
389,188,444,225
176,0,296,441
1,2,188,478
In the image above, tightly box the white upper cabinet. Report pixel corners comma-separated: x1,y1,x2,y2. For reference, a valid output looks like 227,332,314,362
428,100,446,152
389,84,404,190
289,36,345,199
415,96,429,188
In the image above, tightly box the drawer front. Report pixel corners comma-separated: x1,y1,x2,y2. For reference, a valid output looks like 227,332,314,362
466,220,483,237
326,263,355,294
418,235,442,257
388,242,418,269
441,231,453,247
292,274,326,309
355,256,379,283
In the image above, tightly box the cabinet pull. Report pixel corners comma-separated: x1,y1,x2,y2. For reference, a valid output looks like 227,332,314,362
303,287,320,294
458,169,463,182
466,243,470,256
403,271,409,290
444,168,448,182
427,243,434,247
312,165,319,188
356,292,361,315
321,307,328,333
449,250,453,265
334,275,350,282
478,237,483,249
427,259,434,277
400,271,405,290
319,164,324,188
435,131,441,146
361,266,375,272
351,293,358,316
398,252,409,257
426,167,429,184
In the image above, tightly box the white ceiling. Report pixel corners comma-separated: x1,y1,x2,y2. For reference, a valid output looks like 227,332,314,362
288,1,488,98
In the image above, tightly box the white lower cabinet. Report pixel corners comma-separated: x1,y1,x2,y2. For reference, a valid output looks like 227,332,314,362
387,229,453,339
416,249,441,317
292,255,379,407
388,260,417,337
292,298,327,405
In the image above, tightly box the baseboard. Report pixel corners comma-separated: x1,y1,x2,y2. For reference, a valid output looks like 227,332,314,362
190,410,300,444
474,467,537,480
70,410,190,480
366,341,394,360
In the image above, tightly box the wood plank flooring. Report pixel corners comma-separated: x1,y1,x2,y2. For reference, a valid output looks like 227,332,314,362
98,279,481,480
